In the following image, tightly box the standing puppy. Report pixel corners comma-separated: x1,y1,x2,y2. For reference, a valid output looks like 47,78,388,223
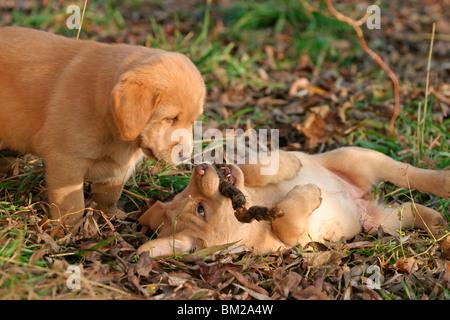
0,27,205,231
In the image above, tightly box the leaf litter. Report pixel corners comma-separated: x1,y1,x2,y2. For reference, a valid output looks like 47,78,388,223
1,194,449,299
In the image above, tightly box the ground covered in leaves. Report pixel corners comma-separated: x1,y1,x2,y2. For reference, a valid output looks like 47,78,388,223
0,0,449,300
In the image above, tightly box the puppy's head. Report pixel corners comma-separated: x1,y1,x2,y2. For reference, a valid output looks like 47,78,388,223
137,164,250,257
112,52,205,164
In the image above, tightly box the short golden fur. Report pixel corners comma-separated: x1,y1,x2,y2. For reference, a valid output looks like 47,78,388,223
138,147,449,256
0,27,205,230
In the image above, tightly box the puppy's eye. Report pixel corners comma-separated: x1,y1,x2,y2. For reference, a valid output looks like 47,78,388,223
165,116,178,125
197,203,205,218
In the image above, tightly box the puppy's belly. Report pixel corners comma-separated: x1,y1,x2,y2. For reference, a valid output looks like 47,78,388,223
0,132,35,154
306,189,362,242
280,156,367,242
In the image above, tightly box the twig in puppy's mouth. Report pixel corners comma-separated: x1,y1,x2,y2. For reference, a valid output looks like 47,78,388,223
216,166,284,223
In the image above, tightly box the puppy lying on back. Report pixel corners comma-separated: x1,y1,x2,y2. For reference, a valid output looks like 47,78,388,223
0,27,205,231
137,147,449,256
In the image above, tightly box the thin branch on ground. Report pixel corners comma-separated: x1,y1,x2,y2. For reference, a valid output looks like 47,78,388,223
325,0,400,136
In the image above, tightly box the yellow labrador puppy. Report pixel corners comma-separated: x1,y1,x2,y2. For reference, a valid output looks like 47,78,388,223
138,147,448,256
0,27,205,231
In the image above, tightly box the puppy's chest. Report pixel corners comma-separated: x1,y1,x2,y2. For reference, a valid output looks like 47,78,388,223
86,148,144,182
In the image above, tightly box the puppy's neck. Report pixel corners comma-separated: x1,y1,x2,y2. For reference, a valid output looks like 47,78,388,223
241,220,289,255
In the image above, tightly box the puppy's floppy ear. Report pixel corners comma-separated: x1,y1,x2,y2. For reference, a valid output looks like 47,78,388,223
138,201,167,231
136,233,203,257
112,70,162,141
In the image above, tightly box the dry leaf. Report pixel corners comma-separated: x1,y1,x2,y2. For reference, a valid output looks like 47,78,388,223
272,269,302,298
297,106,335,149
227,268,270,297
291,278,329,300
289,78,310,97
440,236,450,261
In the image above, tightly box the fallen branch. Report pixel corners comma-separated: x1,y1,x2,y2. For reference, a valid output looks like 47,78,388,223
325,0,400,136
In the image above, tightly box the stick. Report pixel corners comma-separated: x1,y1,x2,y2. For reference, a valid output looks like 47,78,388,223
325,0,400,136
420,23,436,156
217,169,284,223
76,0,88,39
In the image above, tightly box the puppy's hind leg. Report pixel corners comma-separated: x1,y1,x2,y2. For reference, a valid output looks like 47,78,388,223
375,202,447,238
314,147,449,198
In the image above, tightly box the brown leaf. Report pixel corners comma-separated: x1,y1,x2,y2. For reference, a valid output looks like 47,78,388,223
440,236,450,261
302,251,343,268
288,78,309,97
220,89,252,108
264,45,276,70
128,275,150,298
227,268,270,297
291,278,329,300
392,259,409,273
337,100,353,124
35,224,59,252
297,106,335,149
306,85,328,95
134,252,153,279
234,284,273,300
295,53,314,72
167,271,192,287
445,262,450,283
272,269,302,298
304,241,329,252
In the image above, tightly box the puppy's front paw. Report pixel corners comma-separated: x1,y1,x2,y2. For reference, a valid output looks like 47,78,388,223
278,152,302,181
440,170,450,198
298,184,322,211
104,208,127,220
283,184,322,215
